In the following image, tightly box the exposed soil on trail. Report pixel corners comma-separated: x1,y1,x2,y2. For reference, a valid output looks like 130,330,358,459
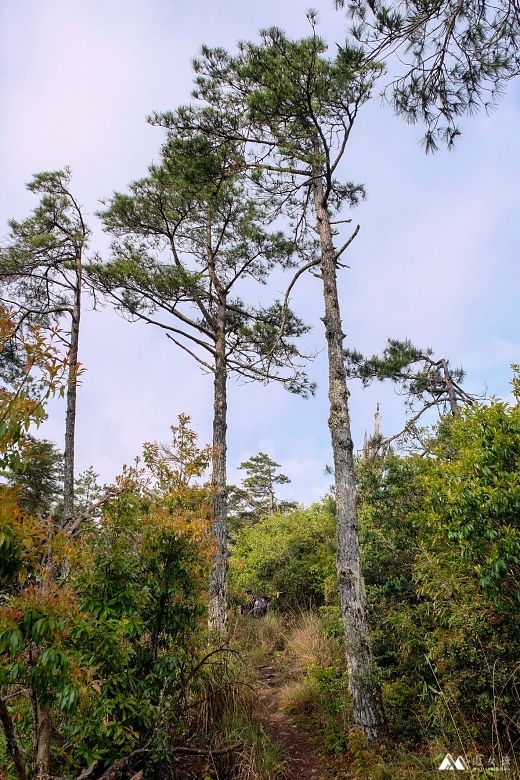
254,663,346,780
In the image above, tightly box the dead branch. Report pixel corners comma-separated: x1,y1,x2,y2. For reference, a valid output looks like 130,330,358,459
171,742,243,756
334,224,360,261
63,486,124,535
92,745,150,780
261,256,321,360
75,761,101,780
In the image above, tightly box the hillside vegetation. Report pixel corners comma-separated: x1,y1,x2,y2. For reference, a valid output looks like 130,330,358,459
2,334,520,777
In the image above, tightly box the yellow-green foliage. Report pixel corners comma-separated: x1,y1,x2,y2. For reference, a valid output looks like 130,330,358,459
358,400,520,750
230,500,337,611
0,417,214,779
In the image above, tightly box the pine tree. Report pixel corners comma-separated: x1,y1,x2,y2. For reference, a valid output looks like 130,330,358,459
228,452,295,532
346,338,478,451
0,169,89,521
334,0,520,149
89,133,312,632
155,16,387,740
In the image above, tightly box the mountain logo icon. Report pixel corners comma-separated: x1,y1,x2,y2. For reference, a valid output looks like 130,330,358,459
438,753,470,770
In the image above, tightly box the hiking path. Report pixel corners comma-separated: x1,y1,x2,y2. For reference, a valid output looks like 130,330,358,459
254,661,348,780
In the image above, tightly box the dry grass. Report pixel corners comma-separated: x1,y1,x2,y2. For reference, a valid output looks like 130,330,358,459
229,612,289,666
284,611,340,673
191,649,255,740
277,674,323,718
167,643,287,779
230,719,287,780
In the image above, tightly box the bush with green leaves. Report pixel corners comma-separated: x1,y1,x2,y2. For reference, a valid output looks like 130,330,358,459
0,419,213,779
62,484,211,771
412,401,520,748
357,399,520,749
230,500,337,611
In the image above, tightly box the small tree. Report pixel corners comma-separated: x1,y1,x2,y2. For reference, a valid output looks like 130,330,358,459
2,436,63,519
0,308,69,778
0,169,90,521
0,416,212,780
228,452,295,532
90,134,312,632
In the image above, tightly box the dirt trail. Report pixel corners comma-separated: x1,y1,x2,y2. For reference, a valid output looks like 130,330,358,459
255,663,337,780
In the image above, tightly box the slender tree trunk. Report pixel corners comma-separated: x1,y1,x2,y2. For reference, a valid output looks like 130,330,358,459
208,301,228,632
63,255,82,523
312,170,386,745
29,649,52,779
0,696,26,780
34,700,52,779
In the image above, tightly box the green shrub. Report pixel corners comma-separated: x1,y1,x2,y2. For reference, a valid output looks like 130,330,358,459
230,500,337,611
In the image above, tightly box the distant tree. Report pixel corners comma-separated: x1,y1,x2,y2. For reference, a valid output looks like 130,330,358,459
228,452,296,532
90,133,312,632
159,17,386,741
2,436,63,519
0,169,90,521
334,0,520,150
73,466,105,520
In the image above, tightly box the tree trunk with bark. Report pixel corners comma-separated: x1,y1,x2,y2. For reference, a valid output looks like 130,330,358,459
63,253,82,523
312,170,386,745
208,299,228,632
441,358,459,415
0,696,26,780
34,700,52,779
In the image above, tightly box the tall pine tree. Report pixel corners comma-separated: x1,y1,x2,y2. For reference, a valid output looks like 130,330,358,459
90,132,312,632
154,17,387,740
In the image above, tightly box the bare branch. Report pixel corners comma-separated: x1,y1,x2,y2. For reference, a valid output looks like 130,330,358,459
171,742,243,756
63,486,125,535
334,224,360,261
165,333,215,371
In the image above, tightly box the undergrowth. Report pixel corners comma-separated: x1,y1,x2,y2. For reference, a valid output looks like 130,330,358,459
229,610,520,780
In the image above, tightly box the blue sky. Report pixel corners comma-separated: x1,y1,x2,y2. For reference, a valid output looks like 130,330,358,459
1,0,519,503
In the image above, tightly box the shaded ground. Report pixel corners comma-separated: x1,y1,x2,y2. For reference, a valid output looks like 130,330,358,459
254,663,344,780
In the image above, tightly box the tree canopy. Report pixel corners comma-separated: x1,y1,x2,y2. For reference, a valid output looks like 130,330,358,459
334,0,520,149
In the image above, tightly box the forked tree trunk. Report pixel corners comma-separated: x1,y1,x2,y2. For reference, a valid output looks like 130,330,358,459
312,170,386,745
63,254,82,522
208,301,228,632
441,358,459,415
